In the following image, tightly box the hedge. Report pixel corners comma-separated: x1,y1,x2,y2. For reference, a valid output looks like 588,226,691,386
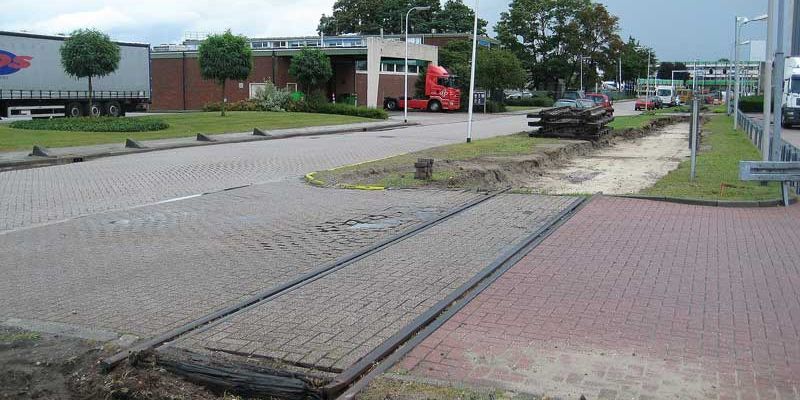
10,117,169,132
505,96,554,107
202,99,388,119
738,95,764,113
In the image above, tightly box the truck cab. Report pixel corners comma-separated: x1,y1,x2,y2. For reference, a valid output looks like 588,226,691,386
782,57,800,128
384,65,461,112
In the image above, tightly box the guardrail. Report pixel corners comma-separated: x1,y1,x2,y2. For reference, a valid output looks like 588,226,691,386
736,109,800,194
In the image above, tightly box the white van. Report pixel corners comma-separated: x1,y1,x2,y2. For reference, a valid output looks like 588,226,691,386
656,86,677,106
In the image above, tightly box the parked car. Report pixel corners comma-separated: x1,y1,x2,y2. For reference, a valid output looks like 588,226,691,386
562,90,586,100
586,93,614,114
553,99,578,108
575,99,596,109
652,96,664,109
635,97,657,111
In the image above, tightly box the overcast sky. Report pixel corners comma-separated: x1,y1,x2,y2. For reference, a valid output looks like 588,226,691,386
0,0,774,61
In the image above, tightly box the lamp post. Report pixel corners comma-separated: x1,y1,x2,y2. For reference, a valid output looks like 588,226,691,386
466,0,479,143
762,0,775,160
636,46,652,111
579,55,591,92
734,14,768,129
404,6,430,124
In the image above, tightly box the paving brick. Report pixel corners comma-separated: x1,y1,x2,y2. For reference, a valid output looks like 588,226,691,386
398,196,800,399
172,194,576,371
0,181,475,337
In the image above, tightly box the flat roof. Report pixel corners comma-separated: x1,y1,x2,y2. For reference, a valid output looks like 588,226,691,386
0,30,150,48
151,47,368,58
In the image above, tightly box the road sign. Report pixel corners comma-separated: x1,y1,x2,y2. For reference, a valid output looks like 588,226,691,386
473,90,486,106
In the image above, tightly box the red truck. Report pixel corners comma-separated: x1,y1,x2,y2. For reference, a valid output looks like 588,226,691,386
383,65,460,112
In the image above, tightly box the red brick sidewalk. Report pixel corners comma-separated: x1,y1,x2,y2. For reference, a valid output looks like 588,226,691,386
396,197,800,399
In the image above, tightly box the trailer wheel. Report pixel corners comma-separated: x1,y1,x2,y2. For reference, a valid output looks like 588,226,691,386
88,102,103,117
105,101,122,117
385,99,398,111
427,100,442,112
66,102,84,117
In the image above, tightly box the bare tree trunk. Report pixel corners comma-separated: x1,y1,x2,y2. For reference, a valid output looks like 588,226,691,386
88,75,93,118
221,79,226,117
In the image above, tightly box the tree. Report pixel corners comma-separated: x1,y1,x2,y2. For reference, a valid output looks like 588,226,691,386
495,0,624,91
656,61,675,79
318,0,485,35
437,40,527,105
674,62,689,81
198,30,252,116
618,36,656,83
288,48,333,94
59,29,120,117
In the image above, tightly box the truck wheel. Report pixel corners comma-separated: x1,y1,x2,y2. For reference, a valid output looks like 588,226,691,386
385,99,398,111
88,103,103,117
427,100,442,112
105,101,122,117
67,102,83,117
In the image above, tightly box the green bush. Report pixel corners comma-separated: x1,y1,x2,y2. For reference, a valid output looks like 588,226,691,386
253,81,291,111
738,95,764,113
505,96,554,107
312,102,388,119
10,117,168,132
202,100,261,112
484,100,507,113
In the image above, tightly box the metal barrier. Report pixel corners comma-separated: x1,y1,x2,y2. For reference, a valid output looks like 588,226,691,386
736,109,800,194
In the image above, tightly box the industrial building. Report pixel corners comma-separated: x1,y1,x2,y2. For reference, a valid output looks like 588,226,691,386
150,33,495,111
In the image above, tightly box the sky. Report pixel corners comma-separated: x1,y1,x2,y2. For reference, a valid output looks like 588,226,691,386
0,0,776,61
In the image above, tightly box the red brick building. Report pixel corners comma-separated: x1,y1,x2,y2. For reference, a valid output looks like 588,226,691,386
149,33,495,111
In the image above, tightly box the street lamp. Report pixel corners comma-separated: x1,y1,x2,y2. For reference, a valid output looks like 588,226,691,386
635,46,652,111
733,13,767,129
466,0,479,143
578,55,591,92
404,6,430,124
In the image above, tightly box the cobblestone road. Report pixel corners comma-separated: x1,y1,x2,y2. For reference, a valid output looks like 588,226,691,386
395,197,800,399
0,182,476,337
173,194,576,372
0,114,526,232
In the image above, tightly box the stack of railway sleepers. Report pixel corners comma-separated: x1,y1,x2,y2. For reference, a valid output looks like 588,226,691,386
527,105,614,140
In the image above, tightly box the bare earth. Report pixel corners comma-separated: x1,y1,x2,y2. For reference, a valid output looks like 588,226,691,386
528,122,690,194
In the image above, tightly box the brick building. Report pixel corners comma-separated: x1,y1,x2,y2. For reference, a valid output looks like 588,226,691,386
149,33,495,111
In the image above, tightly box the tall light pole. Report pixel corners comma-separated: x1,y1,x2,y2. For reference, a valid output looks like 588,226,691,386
763,0,776,160
636,46,652,111
404,6,430,124
466,0,479,143
579,55,591,92
771,0,787,161
734,14,768,129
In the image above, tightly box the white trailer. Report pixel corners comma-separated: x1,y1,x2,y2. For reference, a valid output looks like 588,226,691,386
0,31,150,119
781,56,800,127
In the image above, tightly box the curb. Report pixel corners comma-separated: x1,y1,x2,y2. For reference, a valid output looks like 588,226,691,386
0,121,414,173
617,194,797,208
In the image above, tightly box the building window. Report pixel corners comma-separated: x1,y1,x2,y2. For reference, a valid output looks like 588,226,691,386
355,60,367,71
381,63,394,72
286,83,298,92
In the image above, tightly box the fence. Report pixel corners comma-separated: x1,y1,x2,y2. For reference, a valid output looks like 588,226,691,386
736,109,800,194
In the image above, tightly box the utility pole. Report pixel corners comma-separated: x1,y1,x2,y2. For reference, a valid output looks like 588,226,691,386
772,0,787,161
466,0,479,143
763,0,775,160
404,6,430,124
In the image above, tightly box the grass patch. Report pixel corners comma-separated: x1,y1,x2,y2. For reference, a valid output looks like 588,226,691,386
10,117,168,132
608,114,665,130
314,133,559,189
0,112,371,151
0,330,41,344
505,105,540,112
359,377,538,400
641,115,783,201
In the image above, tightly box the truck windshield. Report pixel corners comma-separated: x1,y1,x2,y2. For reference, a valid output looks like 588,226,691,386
657,89,671,96
791,77,800,94
437,77,457,88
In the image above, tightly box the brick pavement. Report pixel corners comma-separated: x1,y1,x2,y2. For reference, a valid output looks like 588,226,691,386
394,196,800,399
0,114,526,232
0,181,475,337
172,194,576,372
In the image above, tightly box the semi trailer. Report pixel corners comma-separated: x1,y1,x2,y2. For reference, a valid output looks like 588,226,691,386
0,31,150,119
781,56,800,128
383,65,461,112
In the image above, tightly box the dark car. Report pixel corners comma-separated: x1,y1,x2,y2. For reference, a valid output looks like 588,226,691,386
562,90,586,100
635,97,657,111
